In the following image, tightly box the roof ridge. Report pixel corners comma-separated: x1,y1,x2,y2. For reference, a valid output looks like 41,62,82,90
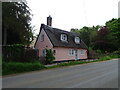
43,24,79,36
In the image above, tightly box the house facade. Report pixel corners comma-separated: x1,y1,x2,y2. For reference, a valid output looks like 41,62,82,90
34,16,88,62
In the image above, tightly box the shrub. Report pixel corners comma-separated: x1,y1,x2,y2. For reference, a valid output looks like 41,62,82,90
46,49,55,64
96,49,102,54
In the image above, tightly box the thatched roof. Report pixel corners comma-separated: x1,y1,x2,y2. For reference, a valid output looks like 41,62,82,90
35,24,88,49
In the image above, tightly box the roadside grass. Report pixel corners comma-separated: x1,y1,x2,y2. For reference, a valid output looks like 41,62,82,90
2,55,119,76
2,61,46,75
47,61,91,69
47,55,118,69
98,56,111,61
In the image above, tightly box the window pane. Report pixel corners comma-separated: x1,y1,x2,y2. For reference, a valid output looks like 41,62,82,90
61,34,67,41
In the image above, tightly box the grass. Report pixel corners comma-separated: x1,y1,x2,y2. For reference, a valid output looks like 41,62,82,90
98,56,112,61
47,61,91,69
47,55,118,69
2,55,119,76
2,61,46,75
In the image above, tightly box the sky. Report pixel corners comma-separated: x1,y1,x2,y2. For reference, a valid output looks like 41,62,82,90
27,0,119,35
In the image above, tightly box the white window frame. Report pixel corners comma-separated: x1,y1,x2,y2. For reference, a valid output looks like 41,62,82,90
68,49,74,56
75,37,80,44
61,34,67,41
80,50,84,55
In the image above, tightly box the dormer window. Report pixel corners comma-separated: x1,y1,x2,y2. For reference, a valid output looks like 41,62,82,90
75,37,80,44
61,34,67,41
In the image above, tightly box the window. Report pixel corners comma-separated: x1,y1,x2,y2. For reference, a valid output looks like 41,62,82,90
53,50,56,55
75,37,80,44
80,50,84,55
68,49,74,56
41,34,44,42
42,49,46,56
61,34,67,41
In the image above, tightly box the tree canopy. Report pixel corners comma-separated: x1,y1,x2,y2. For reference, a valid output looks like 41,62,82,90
71,18,119,52
94,26,110,51
71,25,101,48
2,1,33,46
105,18,120,50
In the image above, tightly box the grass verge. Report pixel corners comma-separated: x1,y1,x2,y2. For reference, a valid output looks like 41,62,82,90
47,55,118,69
2,55,119,76
2,61,46,75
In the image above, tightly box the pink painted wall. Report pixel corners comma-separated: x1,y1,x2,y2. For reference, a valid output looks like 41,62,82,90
53,47,87,61
35,28,53,56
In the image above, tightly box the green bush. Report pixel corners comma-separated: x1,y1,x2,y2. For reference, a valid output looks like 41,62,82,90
46,49,55,64
96,49,102,54
2,61,46,75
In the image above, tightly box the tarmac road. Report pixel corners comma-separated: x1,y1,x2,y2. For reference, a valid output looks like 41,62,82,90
2,59,118,88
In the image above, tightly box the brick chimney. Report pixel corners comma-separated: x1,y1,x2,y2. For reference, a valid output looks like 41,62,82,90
47,15,52,26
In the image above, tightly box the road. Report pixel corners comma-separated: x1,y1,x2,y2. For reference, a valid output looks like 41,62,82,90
2,59,118,88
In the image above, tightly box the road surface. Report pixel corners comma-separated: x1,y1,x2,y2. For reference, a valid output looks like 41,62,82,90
2,59,118,88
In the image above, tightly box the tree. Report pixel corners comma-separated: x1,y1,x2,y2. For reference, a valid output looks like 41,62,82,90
2,1,33,45
105,18,120,50
79,26,90,47
94,26,112,52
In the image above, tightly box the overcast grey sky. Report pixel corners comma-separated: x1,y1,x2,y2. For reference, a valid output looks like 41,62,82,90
27,0,119,35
